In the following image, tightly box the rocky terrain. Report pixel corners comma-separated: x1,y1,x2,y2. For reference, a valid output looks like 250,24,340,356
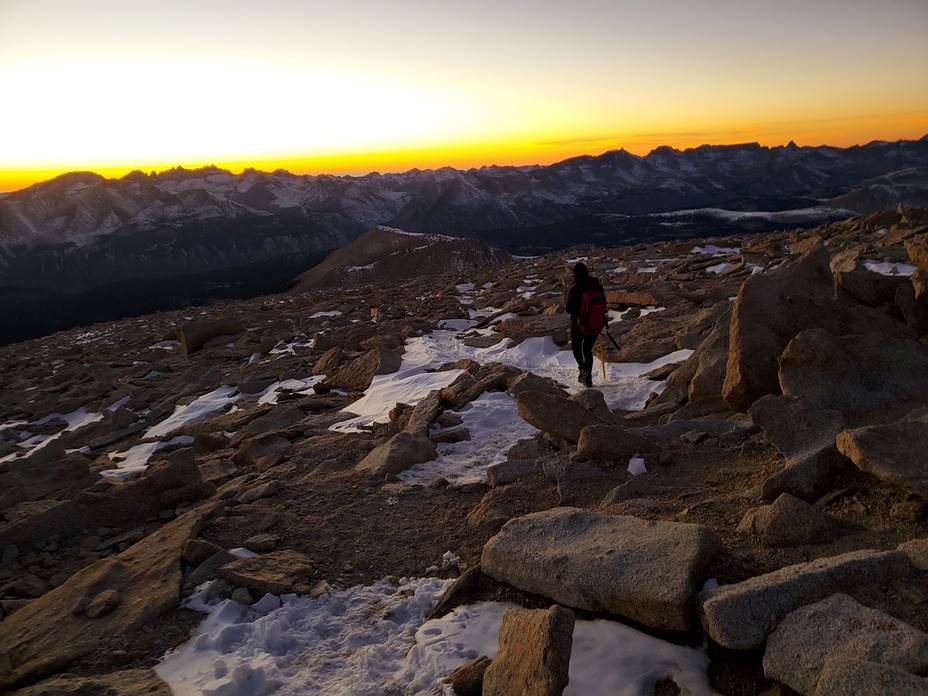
0,207,927,694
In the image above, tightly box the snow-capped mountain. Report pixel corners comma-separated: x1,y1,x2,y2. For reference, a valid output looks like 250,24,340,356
0,136,925,296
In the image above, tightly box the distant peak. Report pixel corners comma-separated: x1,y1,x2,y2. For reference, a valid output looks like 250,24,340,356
151,164,232,181
49,171,105,186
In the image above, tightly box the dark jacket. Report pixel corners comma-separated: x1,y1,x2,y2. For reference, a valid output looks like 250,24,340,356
565,275,606,333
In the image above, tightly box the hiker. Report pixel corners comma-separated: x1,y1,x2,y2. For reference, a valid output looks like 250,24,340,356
564,261,607,388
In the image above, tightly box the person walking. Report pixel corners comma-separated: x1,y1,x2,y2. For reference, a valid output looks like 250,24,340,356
564,261,607,388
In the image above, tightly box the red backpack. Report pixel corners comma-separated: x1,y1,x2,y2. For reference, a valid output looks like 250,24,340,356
578,288,607,335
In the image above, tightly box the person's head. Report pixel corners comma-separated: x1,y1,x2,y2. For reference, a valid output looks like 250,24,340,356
573,262,589,279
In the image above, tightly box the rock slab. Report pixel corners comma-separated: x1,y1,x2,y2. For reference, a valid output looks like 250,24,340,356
516,391,606,444
354,432,438,476
837,414,928,495
483,605,575,696
481,508,720,631
0,502,221,690
763,593,928,695
698,549,914,650
815,658,928,696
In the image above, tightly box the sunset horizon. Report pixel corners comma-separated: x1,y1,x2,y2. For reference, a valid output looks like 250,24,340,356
3,126,928,194
3,0,927,193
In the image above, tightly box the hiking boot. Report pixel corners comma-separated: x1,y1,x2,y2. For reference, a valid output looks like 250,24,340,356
577,367,587,385
582,369,593,388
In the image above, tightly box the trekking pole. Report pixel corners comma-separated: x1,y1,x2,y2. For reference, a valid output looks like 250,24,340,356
603,327,622,353
599,333,606,378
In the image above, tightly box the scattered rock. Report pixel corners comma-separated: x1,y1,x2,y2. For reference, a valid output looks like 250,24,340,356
507,372,568,398
12,668,172,695
905,234,928,272
573,424,652,463
178,317,246,356
243,533,280,553
487,460,540,487
899,538,928,571
236,479,283,504
0,502,221,690
404,390,443,436
230,587,253,605
516,391,606,444
84,588,120,618
750,395,849,501
192,432,231,455
233,434,293,467
216,549,315,596
324,348,402,392
445,655,491,696
723,244,911,412
483,604,575,696
815,658,928,696
779,329,928,416
737,493,856,547
354,432,438,476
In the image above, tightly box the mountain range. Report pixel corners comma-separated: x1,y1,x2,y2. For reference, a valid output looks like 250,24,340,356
1,136,927,343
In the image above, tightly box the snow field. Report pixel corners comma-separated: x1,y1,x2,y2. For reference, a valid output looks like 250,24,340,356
157,580,712,696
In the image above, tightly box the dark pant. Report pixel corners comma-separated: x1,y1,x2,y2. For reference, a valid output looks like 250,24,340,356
571,328,597,372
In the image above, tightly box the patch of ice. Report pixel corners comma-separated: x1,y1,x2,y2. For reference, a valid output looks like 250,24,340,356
692,245,740,255
102,435,195,479
401,392,539,486
145,386,240,440
862,260,917,277
706,262,735,274
309,311,342,319
256,377,324,405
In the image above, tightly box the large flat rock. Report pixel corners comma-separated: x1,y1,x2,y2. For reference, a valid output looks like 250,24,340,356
837,412,928,495
698,549,914,650
516,392,606,444
481,508,720,631
763,593,928,695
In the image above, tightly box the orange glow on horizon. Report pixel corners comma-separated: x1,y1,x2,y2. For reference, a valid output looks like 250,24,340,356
2,115,926,194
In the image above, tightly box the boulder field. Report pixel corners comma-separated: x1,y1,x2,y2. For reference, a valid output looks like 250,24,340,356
1,208,927,694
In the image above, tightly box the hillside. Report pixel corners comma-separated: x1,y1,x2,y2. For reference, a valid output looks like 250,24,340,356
295,225,513,289
0,208,926,694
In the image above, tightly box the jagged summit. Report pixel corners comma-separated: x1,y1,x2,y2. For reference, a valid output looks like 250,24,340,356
295,224,512,289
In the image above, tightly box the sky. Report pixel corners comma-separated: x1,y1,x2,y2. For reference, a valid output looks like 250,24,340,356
1,0,927,191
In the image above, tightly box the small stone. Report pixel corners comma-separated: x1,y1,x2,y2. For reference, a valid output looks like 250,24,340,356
9,574,48,599
231,587,253,605
84,589,121,618
243,534,280,553
71,596,92,615
48,572,70,588
446,655,492,696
